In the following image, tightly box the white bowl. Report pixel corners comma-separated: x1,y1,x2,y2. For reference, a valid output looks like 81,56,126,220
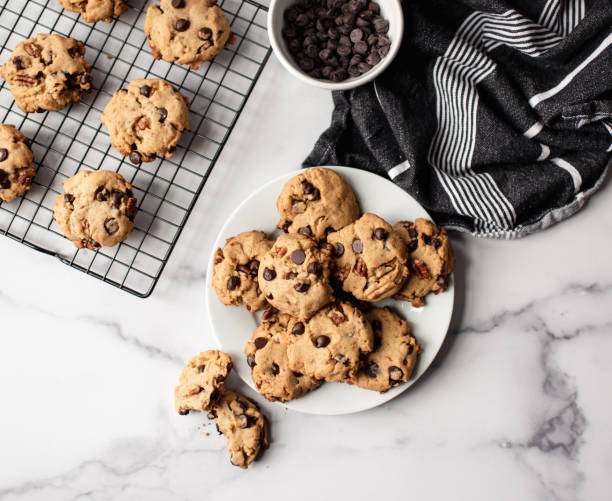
268,0,404,90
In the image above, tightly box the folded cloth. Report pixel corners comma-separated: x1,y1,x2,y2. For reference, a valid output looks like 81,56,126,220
304,0,612,238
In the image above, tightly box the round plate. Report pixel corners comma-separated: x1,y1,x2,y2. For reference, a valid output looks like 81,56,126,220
206,167,454,415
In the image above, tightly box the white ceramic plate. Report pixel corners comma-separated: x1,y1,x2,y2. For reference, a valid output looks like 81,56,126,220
206,167,454,415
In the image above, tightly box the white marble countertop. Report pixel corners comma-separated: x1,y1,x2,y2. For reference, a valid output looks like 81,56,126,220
1,47,612,501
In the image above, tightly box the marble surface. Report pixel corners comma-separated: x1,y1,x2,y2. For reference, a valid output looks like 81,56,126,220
1,42,612,501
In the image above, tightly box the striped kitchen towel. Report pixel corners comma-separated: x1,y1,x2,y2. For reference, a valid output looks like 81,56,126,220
304,0,612,238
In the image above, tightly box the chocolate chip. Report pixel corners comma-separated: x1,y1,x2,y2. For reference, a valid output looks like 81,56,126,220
354,41,368,54
366,361,379,378
216,374,226,383
271,363,280,375
0,149,8,162
358,61,372,73
315,335,330,348
239,414,251,429
254,337,268,349
350,28,363,43
64,193,75,204
197,364,205,373
287,271,298,279
94,187,108,202
298,226,313,237
294,282,310,293
111,189,124,208
334,242,345,257
13,56,24,70
175,19,190,31
104,218,119,235
263,268,276,281
291,249,306,264
406,241,418,253
247,354,256,367
178,410,189,415
158,107,168,123
256,286,262,296
311,188,320,200
293,371,303,378
337,44,351,57
388,366,403,382
352,239,363,253
0,170,9,189
80,74,92,86
292,322,305,335
295,13,309,27
139,85,151,97
436,275,448,289
371,319,381,332
373,227,387,240
307,261,320,275
330,68,347,81
302,180,314,194
430,237,442,249
129,151,141,164
366,50,380,65
373,17,389,34
378,44,390,57
171,0,185,7
299,57,315,72
227,276,240,290
247,259,260,273
407,343,414,355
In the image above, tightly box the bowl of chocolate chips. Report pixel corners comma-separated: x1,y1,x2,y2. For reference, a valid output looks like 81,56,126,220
268,0,403,89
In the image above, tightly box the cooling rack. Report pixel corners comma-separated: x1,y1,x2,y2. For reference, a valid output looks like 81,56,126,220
0,0,271,297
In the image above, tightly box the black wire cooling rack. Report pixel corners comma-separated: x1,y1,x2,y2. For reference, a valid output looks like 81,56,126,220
0,0,271,297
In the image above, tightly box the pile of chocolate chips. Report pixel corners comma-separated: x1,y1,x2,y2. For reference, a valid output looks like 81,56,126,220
282,0,390,82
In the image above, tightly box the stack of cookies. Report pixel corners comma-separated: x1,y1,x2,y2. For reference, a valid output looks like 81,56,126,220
212,167,455,401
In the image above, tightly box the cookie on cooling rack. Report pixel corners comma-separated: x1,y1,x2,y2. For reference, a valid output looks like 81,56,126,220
1,34,92,113
144,0,235,69
56,0,128,23
101,79,190,164
53,169,138,250
0,124,36,203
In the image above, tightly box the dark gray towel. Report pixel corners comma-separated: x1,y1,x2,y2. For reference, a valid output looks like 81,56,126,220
304,0,612,238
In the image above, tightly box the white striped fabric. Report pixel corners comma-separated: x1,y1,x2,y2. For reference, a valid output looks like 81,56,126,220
427,1,587,234
388,160,411,179
551,157,583,192
603,121,612,152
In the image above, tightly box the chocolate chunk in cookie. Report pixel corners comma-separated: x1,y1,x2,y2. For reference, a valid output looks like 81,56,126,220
144,0,235,70
258,233,334,320
209,390,268,469
245,313,322,402
0,124,36,203
353,307,419,392
1,34,92,113
212,230,273,312
174,350,233,414
52,169,138,249
57,0,128,23
277,167,360,240
101,79,190,163
393,219,455,307
286,301,374,383
327,213,409,302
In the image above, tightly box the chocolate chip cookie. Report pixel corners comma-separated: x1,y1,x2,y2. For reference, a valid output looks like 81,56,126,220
245,314,322,402
212,230,273,312
52,170,138,250
353,307,419,392
1,34,92,113
327,213,409,302
144,0,235,70
286,301,373,383
101,79,190,164
175,350,233,414
0,124,36,203
258,233,334,320
277,167,360,240
393,219,455,307
57,0,128,23
209,390,269,469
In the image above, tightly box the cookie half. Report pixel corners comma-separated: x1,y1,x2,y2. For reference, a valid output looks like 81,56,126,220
1,34,92,113
393,219,455,307
144,0,234,69
0,124,35,203
52,170,138,249
209,390,268,469
286,301,374,383
328,213,409,302
258,233,334,320
245,314,322,402
277,167,360,240
101,79,190,163
353,307,419,392
212,230,273,312
174,350,233,414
